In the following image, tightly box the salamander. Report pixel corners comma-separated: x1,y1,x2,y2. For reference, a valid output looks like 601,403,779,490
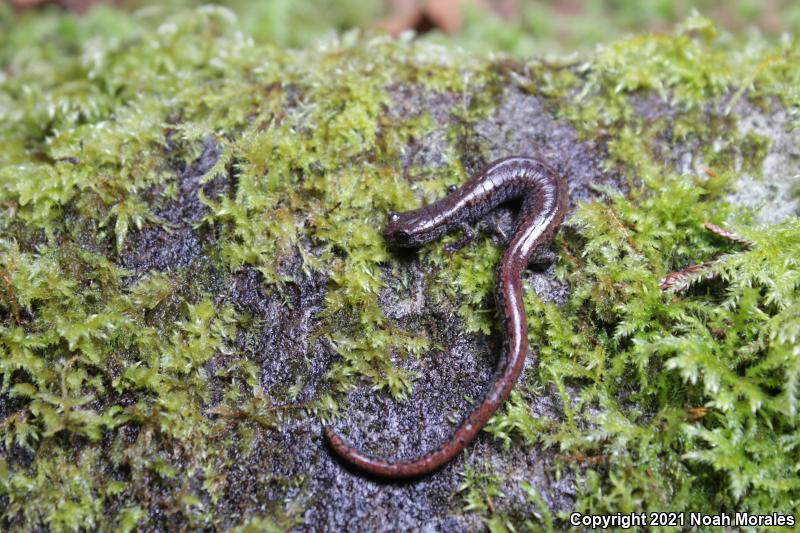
324,156,569,478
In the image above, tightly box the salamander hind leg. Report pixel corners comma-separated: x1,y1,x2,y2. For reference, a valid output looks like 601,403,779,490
528,247,557,271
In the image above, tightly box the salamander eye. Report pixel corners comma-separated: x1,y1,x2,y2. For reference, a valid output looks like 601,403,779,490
447,184,458,193
387,211,400,223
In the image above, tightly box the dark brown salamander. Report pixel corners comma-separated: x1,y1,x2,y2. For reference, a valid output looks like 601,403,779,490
324,156,569,478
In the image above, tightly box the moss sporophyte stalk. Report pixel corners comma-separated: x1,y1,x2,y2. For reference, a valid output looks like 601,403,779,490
1,4,799,530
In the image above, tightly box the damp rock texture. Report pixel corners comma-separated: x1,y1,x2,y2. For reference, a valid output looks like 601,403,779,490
1,8,800,532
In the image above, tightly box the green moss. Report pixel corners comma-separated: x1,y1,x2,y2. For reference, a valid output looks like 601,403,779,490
468,15,800,530
1,4,799,530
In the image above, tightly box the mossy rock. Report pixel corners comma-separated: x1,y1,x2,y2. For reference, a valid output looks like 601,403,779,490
1,6,799,532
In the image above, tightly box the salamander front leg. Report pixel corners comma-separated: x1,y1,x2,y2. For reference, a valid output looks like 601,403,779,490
443,222,476,254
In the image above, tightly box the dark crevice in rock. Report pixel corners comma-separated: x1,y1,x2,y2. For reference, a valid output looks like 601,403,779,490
119,137,230,274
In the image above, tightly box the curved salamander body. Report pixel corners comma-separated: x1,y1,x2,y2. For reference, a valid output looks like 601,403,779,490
324,156,568,478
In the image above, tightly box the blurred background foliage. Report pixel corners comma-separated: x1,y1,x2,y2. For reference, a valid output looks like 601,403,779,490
3,0,800,62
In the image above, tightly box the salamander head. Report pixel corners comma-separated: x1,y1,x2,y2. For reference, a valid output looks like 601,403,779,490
383,210,437,248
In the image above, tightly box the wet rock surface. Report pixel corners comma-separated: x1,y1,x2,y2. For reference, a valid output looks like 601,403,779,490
97,83,611,531
120,138,228,273
3,74,796,532
116,84,799,531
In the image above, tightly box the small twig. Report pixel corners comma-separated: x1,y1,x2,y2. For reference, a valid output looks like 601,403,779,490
703,221,752,247
659,222,751,293
658,259,719,292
